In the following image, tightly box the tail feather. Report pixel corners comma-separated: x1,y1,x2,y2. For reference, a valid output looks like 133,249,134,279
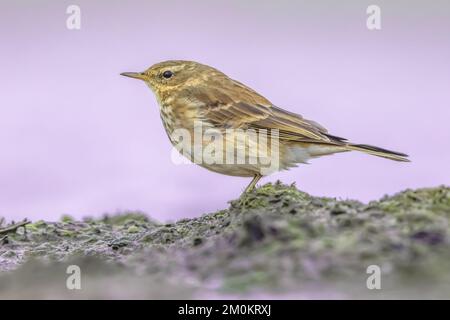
346,144,410,162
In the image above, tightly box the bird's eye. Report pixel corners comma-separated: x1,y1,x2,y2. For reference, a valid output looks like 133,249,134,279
162,70,173,79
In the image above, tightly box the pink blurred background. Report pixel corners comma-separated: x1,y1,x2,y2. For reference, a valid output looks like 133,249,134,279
1,0,449,222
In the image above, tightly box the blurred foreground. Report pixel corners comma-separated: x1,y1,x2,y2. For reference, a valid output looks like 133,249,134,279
1,183,449,299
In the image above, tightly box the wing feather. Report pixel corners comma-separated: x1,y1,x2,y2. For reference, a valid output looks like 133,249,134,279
204,104,340,145
186,79,344,145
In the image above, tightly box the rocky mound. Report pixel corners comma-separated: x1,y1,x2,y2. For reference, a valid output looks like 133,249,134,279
1,182,449,299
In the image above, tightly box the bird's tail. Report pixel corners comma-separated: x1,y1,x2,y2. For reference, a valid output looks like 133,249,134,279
346,143,410,162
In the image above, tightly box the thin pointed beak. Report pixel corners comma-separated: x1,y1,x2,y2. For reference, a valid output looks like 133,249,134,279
120,72,147,81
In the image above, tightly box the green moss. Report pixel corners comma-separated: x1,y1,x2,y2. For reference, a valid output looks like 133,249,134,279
32,220,47,228
60,215,74,223
60,230,76,237
126,226,140,234
231,181,310,210
100,211,152,225
25,224,40,232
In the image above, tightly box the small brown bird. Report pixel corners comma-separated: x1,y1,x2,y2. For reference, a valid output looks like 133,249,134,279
121,60,409,194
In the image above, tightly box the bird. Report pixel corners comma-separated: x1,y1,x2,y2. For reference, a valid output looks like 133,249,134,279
121,60,409,194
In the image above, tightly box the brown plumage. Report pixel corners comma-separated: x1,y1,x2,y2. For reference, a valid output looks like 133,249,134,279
121,60,409,193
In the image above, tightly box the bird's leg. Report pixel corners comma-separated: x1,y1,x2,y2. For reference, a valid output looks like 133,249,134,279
236,174,263,207
243,174,262,194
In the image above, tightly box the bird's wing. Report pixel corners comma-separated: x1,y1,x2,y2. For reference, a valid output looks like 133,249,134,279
196,82,345,145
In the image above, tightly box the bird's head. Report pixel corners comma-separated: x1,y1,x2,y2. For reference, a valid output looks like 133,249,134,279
121,60,224,96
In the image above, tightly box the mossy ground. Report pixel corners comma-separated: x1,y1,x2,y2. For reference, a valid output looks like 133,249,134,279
0,182,449,299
